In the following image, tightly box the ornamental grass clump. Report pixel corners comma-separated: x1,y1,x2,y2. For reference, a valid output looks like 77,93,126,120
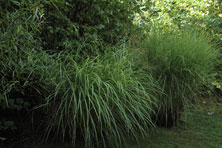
142,27,219,126
42,48,159,148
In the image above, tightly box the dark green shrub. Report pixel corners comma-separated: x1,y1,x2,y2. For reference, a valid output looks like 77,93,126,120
1,0,149,53
36,0,146,53
0,3,52,132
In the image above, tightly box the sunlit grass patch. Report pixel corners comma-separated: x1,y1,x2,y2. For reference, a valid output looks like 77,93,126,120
140,27,219,126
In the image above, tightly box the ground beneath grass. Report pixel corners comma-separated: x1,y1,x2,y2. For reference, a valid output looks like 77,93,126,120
127,97,222,148
1,98,222,148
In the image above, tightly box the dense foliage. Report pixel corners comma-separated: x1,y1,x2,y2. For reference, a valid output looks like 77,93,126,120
1,0,222,147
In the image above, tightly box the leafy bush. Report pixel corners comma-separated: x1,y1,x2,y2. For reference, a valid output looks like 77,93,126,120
0,5,44,130
35,0,147,53
0,0,150,54
140,27,219,126
38,48,159,147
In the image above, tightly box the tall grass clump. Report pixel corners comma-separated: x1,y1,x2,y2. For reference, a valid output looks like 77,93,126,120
141,27,219,126
40,47,159,148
